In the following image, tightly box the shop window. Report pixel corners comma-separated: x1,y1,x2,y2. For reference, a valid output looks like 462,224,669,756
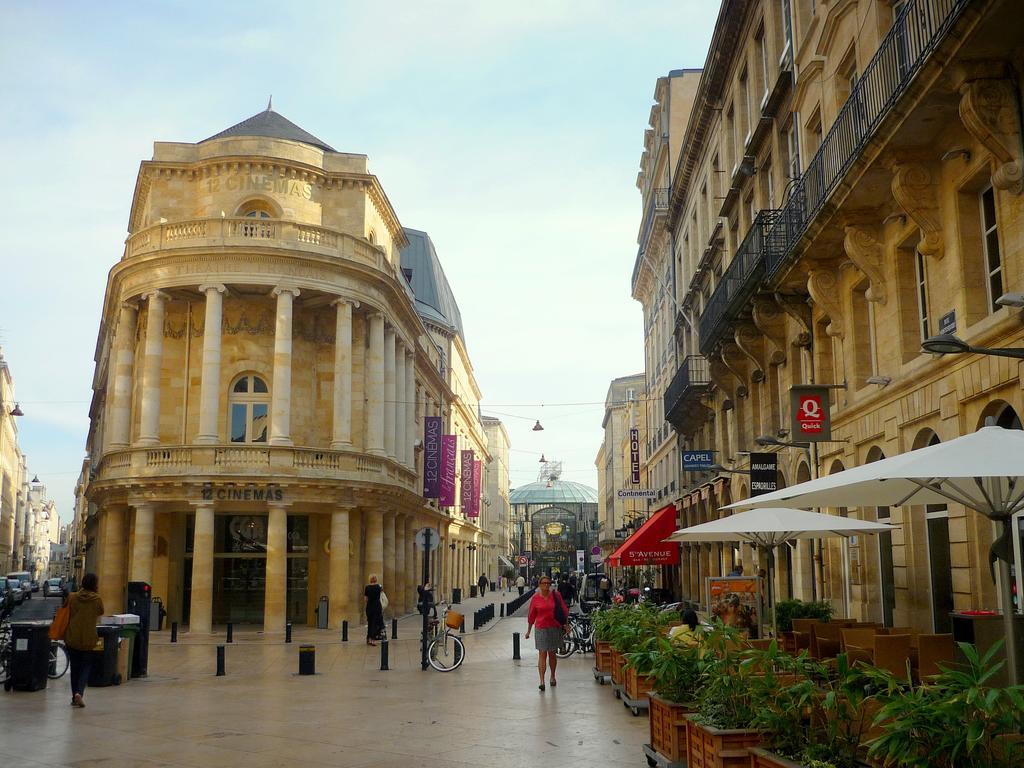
980,185,1003,313
229,374,269,443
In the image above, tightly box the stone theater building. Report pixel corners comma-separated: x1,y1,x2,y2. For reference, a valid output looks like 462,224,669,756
79,108,495,632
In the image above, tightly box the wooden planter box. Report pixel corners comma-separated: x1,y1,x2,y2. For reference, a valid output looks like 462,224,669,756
624,665,656,702
685,715,761,768
595,640,613,673
610,649,626,686
648,693,693,764
748,748,806,768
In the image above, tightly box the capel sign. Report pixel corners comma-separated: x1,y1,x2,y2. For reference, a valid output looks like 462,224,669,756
789,386,831,442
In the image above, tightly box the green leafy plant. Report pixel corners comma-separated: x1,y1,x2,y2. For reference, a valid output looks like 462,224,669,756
774,599,834,632
693,622,774,730
605,603,681,653
624,635,706,707
863,641,1024,767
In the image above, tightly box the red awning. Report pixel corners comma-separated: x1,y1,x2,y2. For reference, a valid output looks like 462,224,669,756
607,504,681,567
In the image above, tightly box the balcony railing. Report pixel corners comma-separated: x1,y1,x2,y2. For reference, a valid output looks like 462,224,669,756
766,0,969,278
664,355,710,433
637,187,671,252
698,210,780,353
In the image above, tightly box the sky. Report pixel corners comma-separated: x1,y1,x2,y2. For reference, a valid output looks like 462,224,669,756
0,0,718,523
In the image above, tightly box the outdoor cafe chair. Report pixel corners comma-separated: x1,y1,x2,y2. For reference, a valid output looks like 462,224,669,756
916,633,956,680
874,634,913,679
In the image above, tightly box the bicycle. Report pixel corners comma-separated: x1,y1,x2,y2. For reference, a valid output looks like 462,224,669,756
556,612,595,658
426,602,465,672
0,619,70,684
0,622,10,689
48,639,69,679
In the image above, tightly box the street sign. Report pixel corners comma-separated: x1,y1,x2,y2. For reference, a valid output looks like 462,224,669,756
939,309,956,335
517,555,528,565
591,554,603,564
617,489,657,499
591,546,601,555
414,527,441,551
749,452,778,495
790,385,832,442
682,450,716,471
529,560,536,567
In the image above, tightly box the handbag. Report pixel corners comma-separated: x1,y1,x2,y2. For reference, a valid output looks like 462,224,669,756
553,593,567,625
49,603,70,641
380,590,389,610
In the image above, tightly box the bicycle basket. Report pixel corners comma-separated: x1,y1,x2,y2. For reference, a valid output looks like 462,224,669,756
445,610,464,630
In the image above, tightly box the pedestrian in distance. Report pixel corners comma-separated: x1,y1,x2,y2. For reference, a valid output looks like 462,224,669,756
65,572,104,708
557,577,574,608
524,575,569,692
364,574,385,646
478,573,488,596
515,574,526,596
417,581,437,619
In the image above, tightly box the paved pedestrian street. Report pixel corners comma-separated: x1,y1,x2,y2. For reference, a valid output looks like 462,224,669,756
0,612,647,768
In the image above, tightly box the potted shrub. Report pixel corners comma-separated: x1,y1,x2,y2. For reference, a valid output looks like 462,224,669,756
607,604,681,699
592,605,625,677
636,637,705,764
862,641,1024,768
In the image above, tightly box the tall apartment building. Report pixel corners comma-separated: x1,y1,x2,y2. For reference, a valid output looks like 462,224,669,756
481,416,513,578
0,348,26,571
655,0,1023,629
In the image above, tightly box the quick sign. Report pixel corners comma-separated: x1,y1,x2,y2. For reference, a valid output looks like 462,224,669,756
682,450,715,471
629,428,641,484
749,452,778,496
790,385,832,442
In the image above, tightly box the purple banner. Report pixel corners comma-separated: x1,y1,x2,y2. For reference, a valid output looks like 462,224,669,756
439,435,457,506
423,416,442,498
460,450,475,515
469,459,482,518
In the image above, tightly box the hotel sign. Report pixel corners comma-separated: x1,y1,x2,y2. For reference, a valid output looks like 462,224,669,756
201,483,284,502
629,428,641,484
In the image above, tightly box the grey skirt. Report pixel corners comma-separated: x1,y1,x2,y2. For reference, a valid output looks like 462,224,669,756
534,626,563,652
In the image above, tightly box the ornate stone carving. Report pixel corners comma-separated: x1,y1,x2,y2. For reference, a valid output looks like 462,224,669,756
807,268,845,338
959,78,1023,194
708,354,736,402
734,324,766,382
751,296,788,364
774,292,812,347
891,163,944,259
720,343,750,398
842,224,887,304
223,309,274,336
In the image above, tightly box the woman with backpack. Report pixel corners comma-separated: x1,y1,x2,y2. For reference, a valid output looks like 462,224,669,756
524,575,568,692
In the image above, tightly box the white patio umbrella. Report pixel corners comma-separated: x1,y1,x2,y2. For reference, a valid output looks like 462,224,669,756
724,424,1024,684
665,507,897,634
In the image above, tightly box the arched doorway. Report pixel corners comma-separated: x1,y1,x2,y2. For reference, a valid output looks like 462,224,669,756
914,429,954,633
867,445,895,626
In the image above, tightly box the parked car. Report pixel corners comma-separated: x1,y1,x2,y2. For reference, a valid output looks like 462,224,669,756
29,580,39,593
7,572,31,600
42,578,66,598
4,578,26,606
0,582,12,617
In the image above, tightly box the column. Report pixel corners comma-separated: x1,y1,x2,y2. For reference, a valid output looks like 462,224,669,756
108,302,138,449
405,516,416,610
330,299,357,449
270,285,300,446
394,513,406,613
99,507,126,613
365,512,384,598
383,512,396,603
405,352,416,468
264,503,288,632
328,507,351,628
195,284,226,444
366,313,385,456
395,342,407,468
137,291,168,446
383,327,397,459
129,501,155,585
189,502,214,634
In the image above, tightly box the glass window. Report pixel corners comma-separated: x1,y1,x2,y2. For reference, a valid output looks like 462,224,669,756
229,374,270,443
915,250,930,341
780,0,793,60
981,186,1003,312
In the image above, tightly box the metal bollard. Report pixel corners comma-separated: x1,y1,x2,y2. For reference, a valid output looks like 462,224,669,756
285,622,292,643
460,618,466,634
216,645,225,676
391,618,398,639
226,622,233,643
171,621,178,643
299,645,315,675
341,620,348,642
500,603,505,617
512,632,521,660
380,639,389,671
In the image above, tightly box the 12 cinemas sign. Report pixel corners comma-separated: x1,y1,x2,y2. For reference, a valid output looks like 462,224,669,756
629,427,641,484
423,416,442,498
460,450,475,514
439,435,457,506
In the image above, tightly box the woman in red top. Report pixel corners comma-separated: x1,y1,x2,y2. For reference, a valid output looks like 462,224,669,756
524,575,568,691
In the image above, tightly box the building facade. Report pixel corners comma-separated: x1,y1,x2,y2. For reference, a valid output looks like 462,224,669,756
595,374,647,566
652,0,1022,629
80,108,491,631
23,482,59,582
511,472,599,578
481,416,513,579
0,348,26,571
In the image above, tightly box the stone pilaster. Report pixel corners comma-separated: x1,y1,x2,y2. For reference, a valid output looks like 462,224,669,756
270,285,300,446
195,283,227,444
129,500,155,586
137,290,168,446
108,302,138,449
366,313,385,456
395,342,407,468
384,327,397,459
329,507,351,628
331,298,357,449
189,502,215,634
264,502,288,632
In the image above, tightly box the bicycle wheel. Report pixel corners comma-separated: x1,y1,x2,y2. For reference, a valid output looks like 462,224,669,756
555,634,577,659
48,641,69,679
428,632,465,671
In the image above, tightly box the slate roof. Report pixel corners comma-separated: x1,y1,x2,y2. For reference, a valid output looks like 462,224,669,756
399,228,465,340
201,108,335,152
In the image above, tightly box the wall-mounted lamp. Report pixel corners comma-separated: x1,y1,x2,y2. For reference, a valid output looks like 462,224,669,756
995,292,1024,308
532,420,544,432
866,375,893,387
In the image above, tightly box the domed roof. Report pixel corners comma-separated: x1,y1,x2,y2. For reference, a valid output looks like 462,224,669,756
400,228,465,340
201,106,335,152
510,480,598,505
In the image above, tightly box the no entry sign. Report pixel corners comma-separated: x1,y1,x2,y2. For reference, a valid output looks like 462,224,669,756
790,385,832,442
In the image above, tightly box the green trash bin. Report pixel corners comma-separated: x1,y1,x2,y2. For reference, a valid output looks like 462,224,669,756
118,625,139,680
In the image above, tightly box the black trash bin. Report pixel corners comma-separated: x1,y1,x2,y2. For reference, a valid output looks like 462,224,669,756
91,625,122,687
452,587,462,604
6,621,50,691
470,585,478,599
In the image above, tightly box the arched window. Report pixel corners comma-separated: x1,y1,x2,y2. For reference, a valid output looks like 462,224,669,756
236,200,277,238
237,200,275,218
229,374,269,443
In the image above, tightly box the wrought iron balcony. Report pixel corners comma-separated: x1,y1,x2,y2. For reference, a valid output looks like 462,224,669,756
765,0,969,278
697,210,779,354
637,186,671,252
663,355,710,435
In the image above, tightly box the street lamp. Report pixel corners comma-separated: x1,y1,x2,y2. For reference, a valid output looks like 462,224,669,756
921,333,1024,359
755,435,810,449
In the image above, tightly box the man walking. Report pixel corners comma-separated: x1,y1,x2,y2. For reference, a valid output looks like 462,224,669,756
515,574,526,596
